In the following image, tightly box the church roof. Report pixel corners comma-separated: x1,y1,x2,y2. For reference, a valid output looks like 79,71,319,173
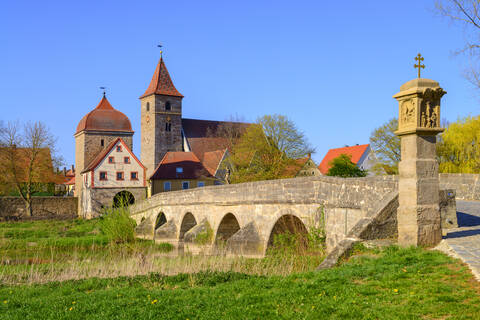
140,57,183,99
182,118,248,161
150,151,213,180
76,96,133,134
202,149,227,176
318,144,369,175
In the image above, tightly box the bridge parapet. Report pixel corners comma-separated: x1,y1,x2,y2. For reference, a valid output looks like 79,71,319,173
131,175,398,214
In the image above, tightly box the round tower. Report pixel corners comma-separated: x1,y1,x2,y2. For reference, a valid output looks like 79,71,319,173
74,95,134,202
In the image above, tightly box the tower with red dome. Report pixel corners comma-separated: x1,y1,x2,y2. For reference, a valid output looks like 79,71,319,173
74,94,136,213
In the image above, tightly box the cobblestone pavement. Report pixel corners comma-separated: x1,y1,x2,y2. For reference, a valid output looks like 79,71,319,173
441,200,480,280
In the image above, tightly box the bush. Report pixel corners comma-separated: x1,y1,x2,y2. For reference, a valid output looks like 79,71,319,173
99,204,136,244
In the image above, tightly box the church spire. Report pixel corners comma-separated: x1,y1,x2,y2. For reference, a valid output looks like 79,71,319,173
140,56,183,99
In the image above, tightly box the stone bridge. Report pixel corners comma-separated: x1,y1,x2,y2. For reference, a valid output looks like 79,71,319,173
131,175,400,256
131,174,477,256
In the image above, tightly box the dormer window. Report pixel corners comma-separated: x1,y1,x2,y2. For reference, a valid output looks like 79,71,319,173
101,139,104,147
176,167,183,173
165,101,171,111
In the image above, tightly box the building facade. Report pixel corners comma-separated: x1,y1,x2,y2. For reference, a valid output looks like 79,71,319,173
75,95,146,217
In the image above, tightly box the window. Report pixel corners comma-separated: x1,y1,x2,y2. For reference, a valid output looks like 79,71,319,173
108,156,114,164
176,167,183,173
101,139,104,147
130,172,138,180
116,145,122,152
164,181,171,191
99,172,107,181
165,101,171,111
146,102,150,111
116,172,124,180
124,157,130,164
165,118,172,132
197,181,205,187
182,181,189,190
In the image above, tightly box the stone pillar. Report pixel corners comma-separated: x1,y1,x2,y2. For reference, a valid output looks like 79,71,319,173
393,78,446,246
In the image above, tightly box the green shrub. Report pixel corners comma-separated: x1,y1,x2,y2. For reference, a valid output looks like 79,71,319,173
99,204,136,244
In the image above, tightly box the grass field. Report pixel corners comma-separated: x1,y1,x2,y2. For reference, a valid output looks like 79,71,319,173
1,219,480,319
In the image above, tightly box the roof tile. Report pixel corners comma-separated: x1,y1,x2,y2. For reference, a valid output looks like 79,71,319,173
318,144,369,175
140,57,183,98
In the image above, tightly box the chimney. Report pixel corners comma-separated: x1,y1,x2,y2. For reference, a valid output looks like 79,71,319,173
71,164,75,173
63,167,66,176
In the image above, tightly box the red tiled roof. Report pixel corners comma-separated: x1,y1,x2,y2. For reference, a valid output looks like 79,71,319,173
182,118,248,161
65,169,75,177
139,57,183,99
282,157,310,178
64,176,75,185
202,149,226,176
76,96,133,134
0,147,61,184
318,144,369,175
150,152,213,180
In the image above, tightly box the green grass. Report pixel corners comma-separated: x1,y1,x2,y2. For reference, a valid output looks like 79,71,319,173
0,246,479,319
0,218,174,282
1,220,479,319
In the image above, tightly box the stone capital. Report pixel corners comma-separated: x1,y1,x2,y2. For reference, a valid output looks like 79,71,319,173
393,78,446,136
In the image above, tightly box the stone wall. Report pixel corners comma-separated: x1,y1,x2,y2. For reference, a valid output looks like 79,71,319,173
0,197,78,221
81,187,146,219
439,174,480,201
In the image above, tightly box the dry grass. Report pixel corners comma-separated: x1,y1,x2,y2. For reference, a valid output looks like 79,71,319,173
0,245,324,285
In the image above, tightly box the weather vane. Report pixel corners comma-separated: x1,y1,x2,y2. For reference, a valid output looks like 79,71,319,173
99,86,107,97
414,53,425,78
158,44,163,57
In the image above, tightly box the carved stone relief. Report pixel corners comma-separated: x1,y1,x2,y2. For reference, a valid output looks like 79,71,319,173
400,99,416,127
420,88,445,129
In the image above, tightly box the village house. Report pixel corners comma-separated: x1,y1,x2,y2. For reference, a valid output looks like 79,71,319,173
318,144,380,176
80,137,146,217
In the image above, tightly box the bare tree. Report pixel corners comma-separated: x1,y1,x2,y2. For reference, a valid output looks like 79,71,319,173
436,0,480,89
0,121,62,216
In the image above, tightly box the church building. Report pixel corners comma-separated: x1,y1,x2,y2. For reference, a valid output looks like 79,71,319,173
74,53,244,217
139,55,238,194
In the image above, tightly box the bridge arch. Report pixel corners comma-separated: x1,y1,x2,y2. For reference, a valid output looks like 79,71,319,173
179,212,197,240
155,212,167,230
267,214,308,251
215,213,241,244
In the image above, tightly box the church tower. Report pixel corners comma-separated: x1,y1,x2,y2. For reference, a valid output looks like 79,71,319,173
140,55,184,178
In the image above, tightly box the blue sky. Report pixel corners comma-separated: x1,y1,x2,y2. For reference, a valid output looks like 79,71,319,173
1,0,478,166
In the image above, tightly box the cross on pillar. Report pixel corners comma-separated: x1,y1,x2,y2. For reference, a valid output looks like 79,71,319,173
414,53,425,78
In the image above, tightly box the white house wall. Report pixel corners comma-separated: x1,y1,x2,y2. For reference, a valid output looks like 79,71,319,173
93,140,145,188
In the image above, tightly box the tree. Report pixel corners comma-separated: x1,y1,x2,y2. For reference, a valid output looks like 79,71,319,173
436,0,480,89
206,114,248,152
0,121,63,216
437,115,480,172
369,118,401,174
229,114,314,183
326,154,367,178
